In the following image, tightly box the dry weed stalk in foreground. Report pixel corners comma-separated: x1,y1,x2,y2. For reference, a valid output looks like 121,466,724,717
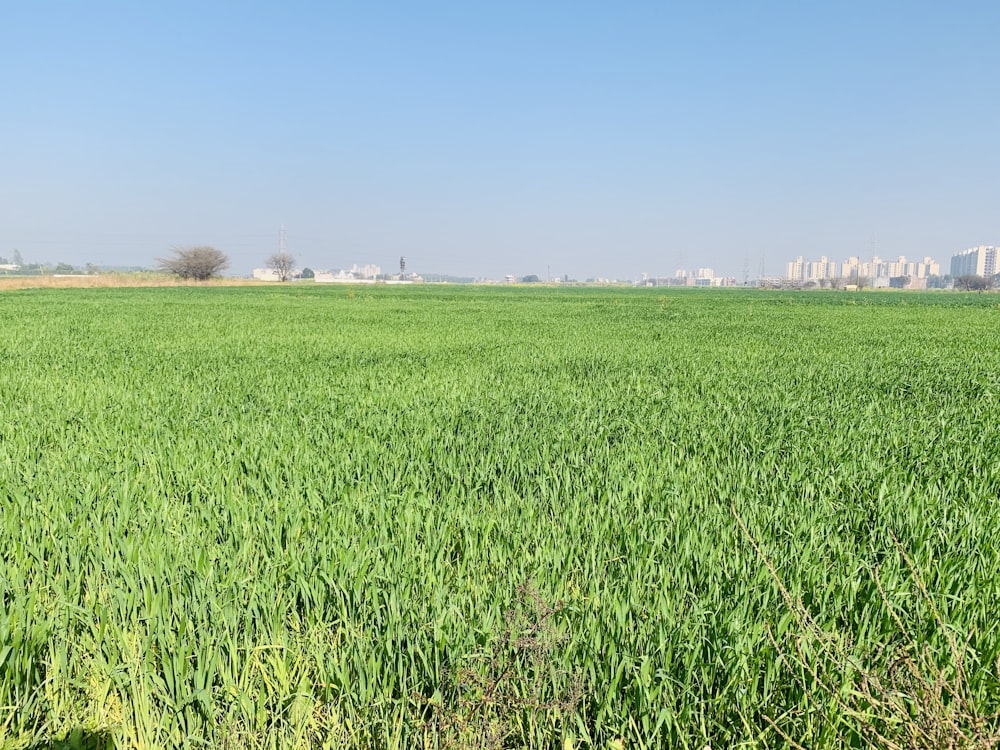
732,503,1000,750
414,583,583,750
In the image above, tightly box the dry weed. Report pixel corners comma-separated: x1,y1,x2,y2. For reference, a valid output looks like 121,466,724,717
733,503,1000,749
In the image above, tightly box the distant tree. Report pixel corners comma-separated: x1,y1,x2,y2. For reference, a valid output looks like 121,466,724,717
85,263,100,275
829,277,844,290
12,249,23,266
888,275,911,289
954,274,988,292
54,262,75,273
299,267,315,279
926,274,949,289
157,246,229,281
267,252,296,282
521,274,540,283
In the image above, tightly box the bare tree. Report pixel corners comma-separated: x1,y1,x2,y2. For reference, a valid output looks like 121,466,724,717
954,275,989,292
158,246,229,281
889,275,911,289
267,252,296,282
954,275,972,291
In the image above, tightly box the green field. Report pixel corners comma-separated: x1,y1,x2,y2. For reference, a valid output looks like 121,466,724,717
2,285,999,749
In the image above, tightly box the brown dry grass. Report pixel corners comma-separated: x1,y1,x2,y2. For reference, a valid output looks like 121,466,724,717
733,502,1000,750
0,274,271,291
413,582,582,750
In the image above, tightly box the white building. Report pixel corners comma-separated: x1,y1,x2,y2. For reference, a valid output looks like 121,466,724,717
315,269,376,283
951,246,998,278
787,256,840,281
312,263,382,283
659,268,735,286
252,268,281,281
787,254,940,283
786,257,804,281
810,257,836,280
350,263,381,279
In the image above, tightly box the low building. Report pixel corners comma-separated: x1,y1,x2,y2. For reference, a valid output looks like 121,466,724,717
314,270,376,283
252,268,281,281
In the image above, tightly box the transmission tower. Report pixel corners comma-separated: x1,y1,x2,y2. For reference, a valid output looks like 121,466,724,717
867,235,879,285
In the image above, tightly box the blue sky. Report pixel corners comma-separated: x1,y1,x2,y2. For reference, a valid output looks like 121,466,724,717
3,1,998,279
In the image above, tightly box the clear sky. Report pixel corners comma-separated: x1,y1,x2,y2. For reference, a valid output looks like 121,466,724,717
3,1,998,279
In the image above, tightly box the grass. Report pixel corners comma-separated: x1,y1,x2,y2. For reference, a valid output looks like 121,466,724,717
0,273,272,291
1,285,999,748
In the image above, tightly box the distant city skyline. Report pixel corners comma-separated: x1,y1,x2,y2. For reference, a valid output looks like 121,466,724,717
785,253,942,282
3,2,999,280
780,246,1000,291
950,246,999,279
4,233,998,285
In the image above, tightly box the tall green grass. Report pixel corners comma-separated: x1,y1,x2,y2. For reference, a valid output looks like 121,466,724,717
1,286,999,748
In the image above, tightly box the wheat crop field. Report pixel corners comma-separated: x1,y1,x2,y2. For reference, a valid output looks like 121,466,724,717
2,285,999,749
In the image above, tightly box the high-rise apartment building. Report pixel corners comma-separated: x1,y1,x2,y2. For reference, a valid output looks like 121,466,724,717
950,246,997,278
786,254,939,282
786,257,805,281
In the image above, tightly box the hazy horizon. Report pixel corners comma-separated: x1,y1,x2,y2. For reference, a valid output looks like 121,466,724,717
4,2,998,280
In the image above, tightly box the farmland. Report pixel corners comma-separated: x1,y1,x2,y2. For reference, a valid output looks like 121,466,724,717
2,285,1000,749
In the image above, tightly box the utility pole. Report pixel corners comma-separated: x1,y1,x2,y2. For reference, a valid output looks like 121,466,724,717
869,234,878,286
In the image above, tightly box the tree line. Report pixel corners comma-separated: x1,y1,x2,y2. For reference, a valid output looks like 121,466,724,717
156,247,295,281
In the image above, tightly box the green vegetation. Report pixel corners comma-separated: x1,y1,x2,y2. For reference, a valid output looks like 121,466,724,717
2,286,999,748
